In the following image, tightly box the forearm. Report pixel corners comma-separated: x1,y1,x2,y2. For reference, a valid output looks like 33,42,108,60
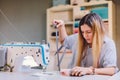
53,20,68,44
58,26,68,43
70,66,116,76
94,67,115,76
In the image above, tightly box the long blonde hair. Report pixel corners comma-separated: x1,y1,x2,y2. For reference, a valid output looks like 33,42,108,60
76,13,106,68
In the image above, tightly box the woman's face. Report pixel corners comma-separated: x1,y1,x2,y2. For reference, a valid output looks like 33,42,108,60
81,24,93,44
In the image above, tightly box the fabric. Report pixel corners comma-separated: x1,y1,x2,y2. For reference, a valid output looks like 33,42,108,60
0,47,7,68
63,33,118,72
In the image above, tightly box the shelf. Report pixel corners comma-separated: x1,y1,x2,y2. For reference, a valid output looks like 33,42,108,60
47,1,115,52
102,19,108,22
50,36,59,39
78,1,111,7
65,21,74,25
50,21,73,26
49,5,73,12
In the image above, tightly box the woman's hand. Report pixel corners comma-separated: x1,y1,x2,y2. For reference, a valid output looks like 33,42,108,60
60,69,71,76
53,20,68,43
70,66,94,76
53,20,65,29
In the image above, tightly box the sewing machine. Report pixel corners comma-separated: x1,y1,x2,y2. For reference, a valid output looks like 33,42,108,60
0,41,50,72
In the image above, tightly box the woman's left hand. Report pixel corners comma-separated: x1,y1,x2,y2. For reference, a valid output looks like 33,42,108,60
70,66,93,76
60,69,71,76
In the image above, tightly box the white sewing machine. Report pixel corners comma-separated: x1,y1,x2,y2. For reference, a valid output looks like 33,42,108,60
0,41,50,72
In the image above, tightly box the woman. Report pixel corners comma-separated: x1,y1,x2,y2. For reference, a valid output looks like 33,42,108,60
53,13,118,76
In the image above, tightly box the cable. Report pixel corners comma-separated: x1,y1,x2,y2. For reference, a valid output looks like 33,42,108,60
59,47,66,66
54,45,63,55
53,23,61,71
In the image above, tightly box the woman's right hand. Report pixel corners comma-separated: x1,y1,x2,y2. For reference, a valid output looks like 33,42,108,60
53,19,68,43
53,20,65,29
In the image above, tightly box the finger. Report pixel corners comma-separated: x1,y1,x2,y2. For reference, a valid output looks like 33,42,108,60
53,19,58,24
61,71,68,76
71,66,79,72
53,19,59,24
79,71,86,76
54,20,60,25
56,20,64,27
52,21,59,28
75,71,81,76
53,20,62,24
70,69,79,76
60,69,71,76
53,20,64,28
